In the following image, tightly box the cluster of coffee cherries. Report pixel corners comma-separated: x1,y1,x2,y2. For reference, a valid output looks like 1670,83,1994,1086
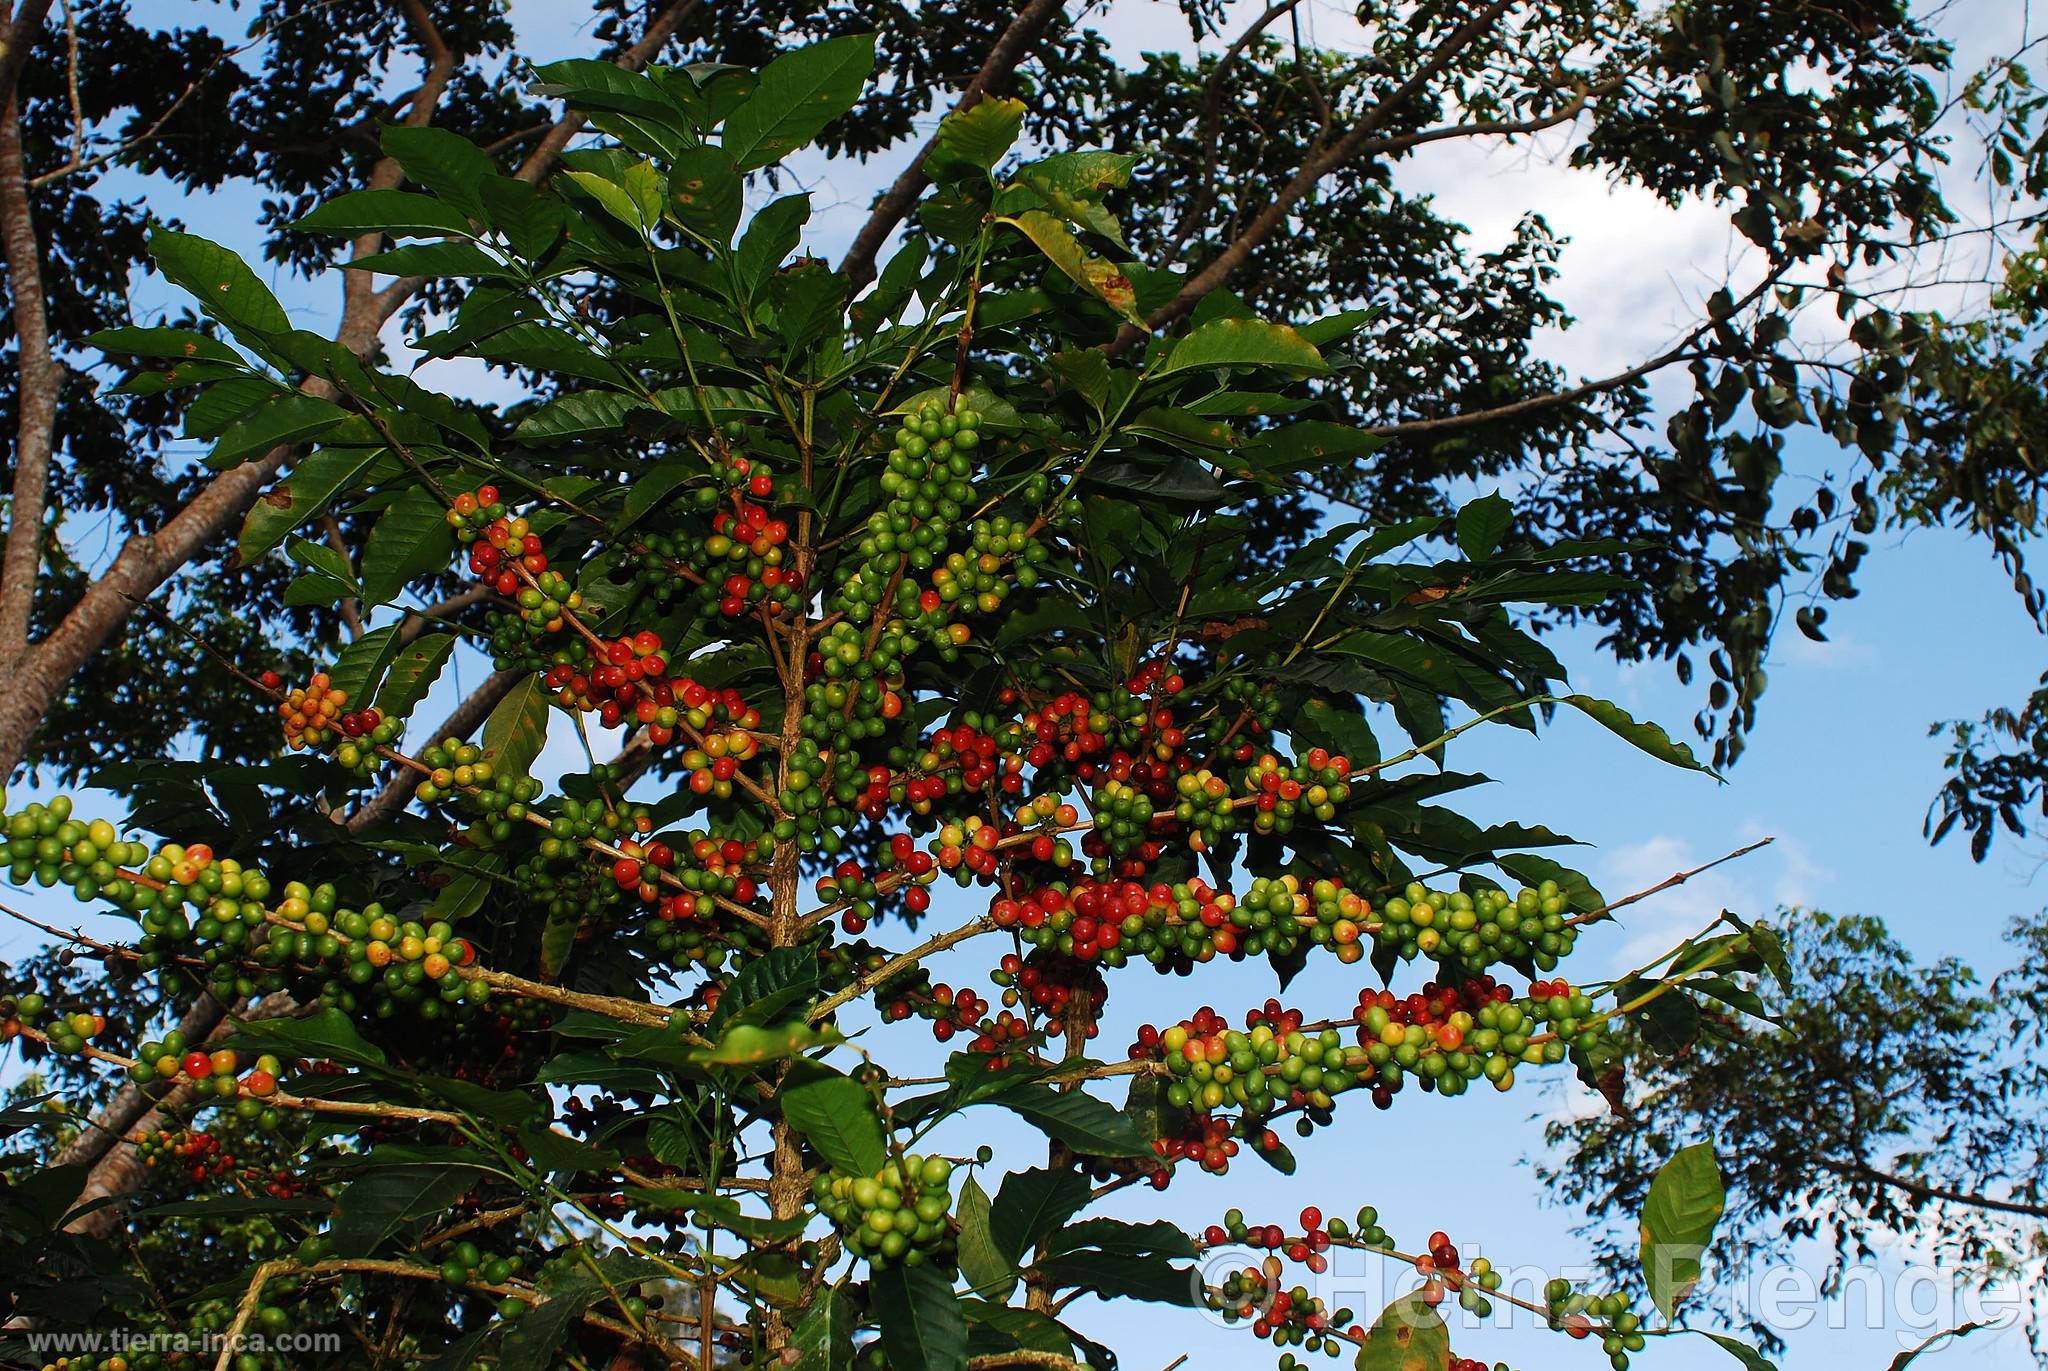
4,796,160,905
2,993,101,1055
1363,878,1582,977
136,1126,238,1183
1546,1280,1645,1369
1204,1252,1355,1356
989,949,1106,1029
436,1238,526,1291
260,884,488,1023
128,1039,277,1096
1135,1001,1363,1129
694,455,802,618
1238,748,1352,836
275,670,347,751
1348,974,1606,1100
811,1153,956,1269
673,685,764,795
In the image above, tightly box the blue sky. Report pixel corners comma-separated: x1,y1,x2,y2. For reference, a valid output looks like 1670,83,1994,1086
5,2,2044,1368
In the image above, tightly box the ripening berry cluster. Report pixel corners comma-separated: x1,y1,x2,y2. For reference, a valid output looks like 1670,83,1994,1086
277,670,347,750
812,1154,956,1269
0,990,100,1055
1546,1280,1646,1369
1367,878,1582,977
1135,1001,1362,1136
1238,748,1352,836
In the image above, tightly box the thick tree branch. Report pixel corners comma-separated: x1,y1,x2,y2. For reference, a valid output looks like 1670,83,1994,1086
838,0,1069,292
0,0,53,110
63,992,293,1240
0,83,62,659
0,1,466,779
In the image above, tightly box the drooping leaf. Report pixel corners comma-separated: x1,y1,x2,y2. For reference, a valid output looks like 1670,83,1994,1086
871,1262,968,1371
1034,1249,1198,1306
1455,492,1513,560
237,446,378,561
294,189,475,237
956,1175,1017,1302
358,486,455,608
926,97,1027,181
206,391,351,470
1000,210,1142,326
984,1083,1150,1156
1640,1142,1726,1319
990,1167,1090,1265
330,1164,478,1257
788,1289,858,1371
480,674,551,780
149,229,292,340
373,635,458,719
779,1063,886,1175
326,624,402,710
1887,1322,1989,1371
1566,695,1716,775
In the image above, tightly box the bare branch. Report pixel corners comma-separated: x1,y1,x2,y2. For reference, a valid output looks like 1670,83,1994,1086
1363,261,1793,439
838,0,1069,291
1118,0,1519,349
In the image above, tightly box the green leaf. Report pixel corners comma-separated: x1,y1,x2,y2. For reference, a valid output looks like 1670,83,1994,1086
956,1176,1016,1302
1046,1218,1196,1260
423,857,498,924
667,145,744,243
330,1164,477,1257
1692,1332,1780,1371
498,1276,595,1371
358,486,455,607
1155,317,1327,377
788,1289,858,1371
999,210,1142,326
872,1262,968,1371
1034,1250,1197,1306
780,1063,886,1175
1565,695,1716,775
326,625,402,711
206,391,350,470
708,944,821,1031
380,125,494,215
986,1083,1149,1156
373,636,458,719
721,33,877,171
1016,151,1138,241
231,1006,387,1068
1355,1291,1451,1371
481,675,550,780
149,229,291,340
237,447,377,562
88,325,245,364
562,168,654,234
294,189,475,237
990,1167,1090,1265
1640,1142,1725,1319
516,388,650,443
926,97,1027,181
1455,492,1513,560
348,241,508,279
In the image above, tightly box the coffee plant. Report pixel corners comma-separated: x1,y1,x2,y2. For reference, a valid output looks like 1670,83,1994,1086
0,42,1797,1371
